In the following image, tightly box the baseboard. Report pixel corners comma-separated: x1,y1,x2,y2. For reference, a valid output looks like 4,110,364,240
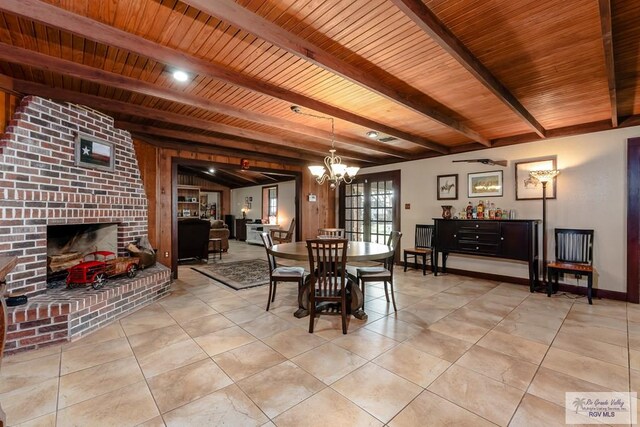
440,267,530,286
440,267,629,302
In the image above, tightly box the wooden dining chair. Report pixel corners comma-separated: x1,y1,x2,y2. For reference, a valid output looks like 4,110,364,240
318,228,345,238
403,224,434,275
260,232,305,311
306,238,349,334
270,218,295,244
547,228,595,304
356,231,402,312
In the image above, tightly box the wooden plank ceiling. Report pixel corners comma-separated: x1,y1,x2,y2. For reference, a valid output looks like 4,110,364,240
0,0,636,175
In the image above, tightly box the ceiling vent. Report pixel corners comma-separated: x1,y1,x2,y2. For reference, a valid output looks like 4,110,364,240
378,136,397,143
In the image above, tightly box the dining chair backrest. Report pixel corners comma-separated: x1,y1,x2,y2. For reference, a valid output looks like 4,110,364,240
555,228,593,265
415,224,434,249
260,232,277,272
318,228,345,238
385,231,402,271
306,238,348,293
270,218,296,244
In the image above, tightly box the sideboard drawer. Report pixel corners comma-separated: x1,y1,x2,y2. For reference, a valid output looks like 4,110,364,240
458,222,499,232
458,242,499,254
458,231,499,244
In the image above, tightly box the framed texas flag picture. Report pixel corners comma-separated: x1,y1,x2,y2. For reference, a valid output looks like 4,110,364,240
75,133,115,172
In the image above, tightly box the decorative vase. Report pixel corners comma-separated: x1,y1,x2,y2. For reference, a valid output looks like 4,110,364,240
441,205,453,219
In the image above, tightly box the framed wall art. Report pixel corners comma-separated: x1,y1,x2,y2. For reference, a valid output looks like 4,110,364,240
515,157,557,200
437,174,458,200
468,170,503,198
75,133,115,172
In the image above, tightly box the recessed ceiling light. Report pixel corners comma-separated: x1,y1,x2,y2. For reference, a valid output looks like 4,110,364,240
366,131,379,139
172,70,189,82
208,168,215,173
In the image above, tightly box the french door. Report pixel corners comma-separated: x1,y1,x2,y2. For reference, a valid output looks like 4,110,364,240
339,170,400,243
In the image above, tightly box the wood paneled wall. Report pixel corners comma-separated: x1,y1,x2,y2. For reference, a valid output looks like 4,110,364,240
0,88,19,137
132,140,160,248
131,138,333,272
300,178,336,240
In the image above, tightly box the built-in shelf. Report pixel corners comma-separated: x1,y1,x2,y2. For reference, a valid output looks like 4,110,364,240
177,185,201,219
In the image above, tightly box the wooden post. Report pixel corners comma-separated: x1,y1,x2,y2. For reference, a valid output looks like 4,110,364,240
0,256,18,427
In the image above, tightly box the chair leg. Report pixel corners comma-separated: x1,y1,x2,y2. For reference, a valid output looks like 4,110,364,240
422,253,426,275
587,273,593,305
341,296,347,334
404,253,408,272
271,282,277,302
359,277,366,310
388,279,397,312
308,295,315,333
266,280,274,311
546,269,553,297
382,279,390,302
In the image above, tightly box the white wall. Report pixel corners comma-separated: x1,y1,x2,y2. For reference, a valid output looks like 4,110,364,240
361,126,638,293
231,186,262,220
231,180,296,240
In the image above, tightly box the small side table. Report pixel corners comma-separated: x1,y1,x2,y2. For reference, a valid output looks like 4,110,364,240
208,238,222,260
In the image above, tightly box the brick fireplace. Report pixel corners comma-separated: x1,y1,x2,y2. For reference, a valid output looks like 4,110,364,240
0,96,171,354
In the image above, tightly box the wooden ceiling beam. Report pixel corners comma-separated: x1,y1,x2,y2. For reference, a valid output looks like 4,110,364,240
598,0,618,128
391,0,546,139
619,115,640,128
183,0,489,146
116,122,322,164
0,0,449,154
135,134,303,170
179,165,240,189
0,42,407,159
8,76,374,163
488,120,614,148
217,169,259,184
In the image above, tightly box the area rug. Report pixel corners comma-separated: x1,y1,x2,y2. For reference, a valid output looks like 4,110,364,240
192,259,270,290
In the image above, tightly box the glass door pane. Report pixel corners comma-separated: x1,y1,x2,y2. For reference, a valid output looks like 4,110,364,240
369,179,394,244
344,182,365,241
342,173,399,243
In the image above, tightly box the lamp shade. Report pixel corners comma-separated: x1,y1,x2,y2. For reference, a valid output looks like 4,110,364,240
308,165,326,177
346,166,360,177
331,163,347,177
529,169,559,183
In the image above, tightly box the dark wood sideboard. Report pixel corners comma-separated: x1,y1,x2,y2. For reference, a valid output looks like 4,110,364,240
0,256,18,427
433,219,540,291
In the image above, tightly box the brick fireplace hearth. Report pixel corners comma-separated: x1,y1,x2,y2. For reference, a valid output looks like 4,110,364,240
0,96,171,354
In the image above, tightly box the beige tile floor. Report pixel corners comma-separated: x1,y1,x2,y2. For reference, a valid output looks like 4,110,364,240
1,240,639,426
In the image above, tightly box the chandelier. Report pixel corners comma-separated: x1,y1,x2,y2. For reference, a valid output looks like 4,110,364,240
291,106,359,189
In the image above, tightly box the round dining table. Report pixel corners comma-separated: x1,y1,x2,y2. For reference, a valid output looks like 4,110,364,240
270,241,393,262
270,241,394,320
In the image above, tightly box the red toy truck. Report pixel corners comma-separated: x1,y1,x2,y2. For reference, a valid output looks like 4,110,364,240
66,251,140,289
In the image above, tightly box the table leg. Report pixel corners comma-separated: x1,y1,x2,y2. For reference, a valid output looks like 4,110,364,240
294,277,368,320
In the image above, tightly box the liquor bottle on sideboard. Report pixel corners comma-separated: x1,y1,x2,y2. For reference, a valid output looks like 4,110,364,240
477,200,484,219
466,202,473,219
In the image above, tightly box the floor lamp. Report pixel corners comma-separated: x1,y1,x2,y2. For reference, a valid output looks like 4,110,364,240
529,169,559,289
